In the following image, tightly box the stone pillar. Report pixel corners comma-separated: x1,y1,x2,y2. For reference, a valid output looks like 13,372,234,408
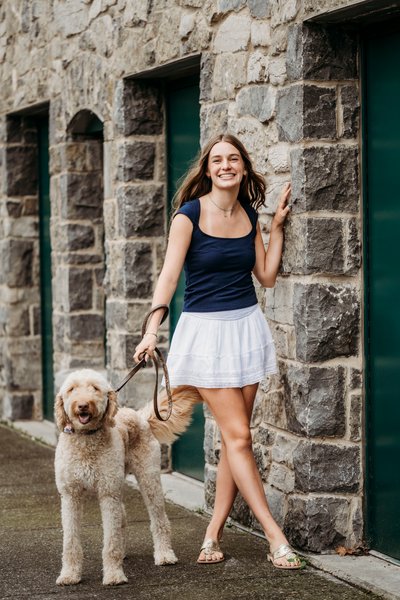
50,121,105,380
262,23,363,552
0,115,42,420
106,78,168,409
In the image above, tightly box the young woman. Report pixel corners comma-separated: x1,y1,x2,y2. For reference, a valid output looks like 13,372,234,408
133,133,304,569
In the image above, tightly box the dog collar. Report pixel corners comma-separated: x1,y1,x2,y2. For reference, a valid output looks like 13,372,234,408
63,424,101,435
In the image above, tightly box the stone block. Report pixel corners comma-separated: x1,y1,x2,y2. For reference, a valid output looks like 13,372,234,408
275,85,302,142
63,224,95,251
282,217,344,275
200,53,215,102
2,306,30,336
345,217,361,274
287,23,357,82
303,85,336,139
200,103,229,147
269,56,287,86
6,200,23,217
60,172,103,220
290,145,359,213
247,50,269,83
267,462,294,493
213,14,251,53
117,184,164,238
251,21,271,46
249,0,271,19
276,84,336,142
123,242,153,298
253,443,271,482
117,141,155,182
265,484,286,527
217,0,246,14
230,492,252,528
69,268,93,311
252,425,274,447
284,495,351,552
293,442,361,493
293,283,360,362
212,52,247,101
350,368,362,390
5,338,42,390
349,393,362,442
263,387,287,429
6,146,38,196
204,464,217,510
5,393,34,420
271,433,298,468
204,418,220,466
0,240,33,287
69,314,104,342
281,363,345,437
115,80,163,136
264,278,294,325
340,84,360,139
236,85,275,123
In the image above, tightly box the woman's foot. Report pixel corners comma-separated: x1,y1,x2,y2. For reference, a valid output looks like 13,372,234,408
197,538,225,564
197,525,224,564
267,543,305,569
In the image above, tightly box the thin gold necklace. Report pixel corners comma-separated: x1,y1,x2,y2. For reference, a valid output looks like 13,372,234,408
208,194,237,218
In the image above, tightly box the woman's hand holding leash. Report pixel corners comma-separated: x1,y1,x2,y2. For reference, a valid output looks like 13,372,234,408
133,333,157,363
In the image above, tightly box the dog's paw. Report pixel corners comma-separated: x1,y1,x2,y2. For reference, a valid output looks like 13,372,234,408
56,572,81,586
103,569,128,586
154,548,178,565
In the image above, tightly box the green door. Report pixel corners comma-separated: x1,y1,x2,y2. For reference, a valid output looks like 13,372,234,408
37,118,54,420
364,29,400,560
166,78,204,481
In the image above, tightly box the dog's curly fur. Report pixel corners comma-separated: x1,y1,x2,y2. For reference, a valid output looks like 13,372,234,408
54,368,200,586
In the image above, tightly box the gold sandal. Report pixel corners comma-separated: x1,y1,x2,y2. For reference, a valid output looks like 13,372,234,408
267,543,306,570
197,538,225,564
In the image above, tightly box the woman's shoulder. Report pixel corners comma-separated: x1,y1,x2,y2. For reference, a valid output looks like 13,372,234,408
241,200,258,227
175,198,200,224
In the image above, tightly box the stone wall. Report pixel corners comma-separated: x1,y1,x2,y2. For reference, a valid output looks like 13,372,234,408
0,0,366,551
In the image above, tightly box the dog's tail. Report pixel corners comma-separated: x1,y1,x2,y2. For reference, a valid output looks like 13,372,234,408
140,385,202,444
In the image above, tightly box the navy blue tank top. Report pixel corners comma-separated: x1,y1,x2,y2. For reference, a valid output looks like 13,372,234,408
176,198,258,312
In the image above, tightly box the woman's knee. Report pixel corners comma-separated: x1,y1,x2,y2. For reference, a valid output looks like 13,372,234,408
224,428,252,453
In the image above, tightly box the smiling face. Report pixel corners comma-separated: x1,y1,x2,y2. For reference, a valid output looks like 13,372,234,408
206,141,246,192
56,369,116,433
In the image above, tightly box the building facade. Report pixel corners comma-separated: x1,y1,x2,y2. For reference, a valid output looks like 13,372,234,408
0,0,399,559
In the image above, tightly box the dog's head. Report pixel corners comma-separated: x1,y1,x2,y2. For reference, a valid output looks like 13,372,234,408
55,369,118,433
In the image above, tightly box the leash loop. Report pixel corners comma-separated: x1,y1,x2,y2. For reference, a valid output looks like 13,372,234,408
114,305,173,422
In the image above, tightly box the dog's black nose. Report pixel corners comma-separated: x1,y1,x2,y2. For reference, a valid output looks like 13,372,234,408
78,403,89,412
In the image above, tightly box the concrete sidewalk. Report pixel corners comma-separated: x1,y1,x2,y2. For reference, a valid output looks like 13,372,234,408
0,424,390,600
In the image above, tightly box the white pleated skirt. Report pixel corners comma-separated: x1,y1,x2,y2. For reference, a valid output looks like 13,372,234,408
164,304,277,388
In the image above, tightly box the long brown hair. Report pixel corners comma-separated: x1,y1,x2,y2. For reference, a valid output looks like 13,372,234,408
172,133,266,212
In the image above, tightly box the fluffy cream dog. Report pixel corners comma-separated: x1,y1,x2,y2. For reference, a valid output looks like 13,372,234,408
54,368,200,586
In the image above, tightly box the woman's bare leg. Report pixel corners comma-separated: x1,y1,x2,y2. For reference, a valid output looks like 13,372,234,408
198,387,295,566
198,383,258,562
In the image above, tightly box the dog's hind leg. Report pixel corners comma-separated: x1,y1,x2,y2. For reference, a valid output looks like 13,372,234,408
131,437,178,565
99,495,128,585
56,494,84,585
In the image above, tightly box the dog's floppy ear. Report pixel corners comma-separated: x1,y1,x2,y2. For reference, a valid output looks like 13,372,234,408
54,394,69,431
104,391,118,428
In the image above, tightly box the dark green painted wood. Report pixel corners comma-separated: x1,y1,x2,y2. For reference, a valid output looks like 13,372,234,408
166,78,204,481
37,118,55,421
364,30,400,560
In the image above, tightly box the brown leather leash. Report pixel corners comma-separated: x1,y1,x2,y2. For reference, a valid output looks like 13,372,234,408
114,304,173,422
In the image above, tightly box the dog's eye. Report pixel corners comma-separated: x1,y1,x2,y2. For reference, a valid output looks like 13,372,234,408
67,385,75,394
92,385,100,393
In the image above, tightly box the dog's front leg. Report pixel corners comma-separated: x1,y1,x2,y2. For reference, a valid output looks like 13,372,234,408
56,494,83,585
99,495,128,585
